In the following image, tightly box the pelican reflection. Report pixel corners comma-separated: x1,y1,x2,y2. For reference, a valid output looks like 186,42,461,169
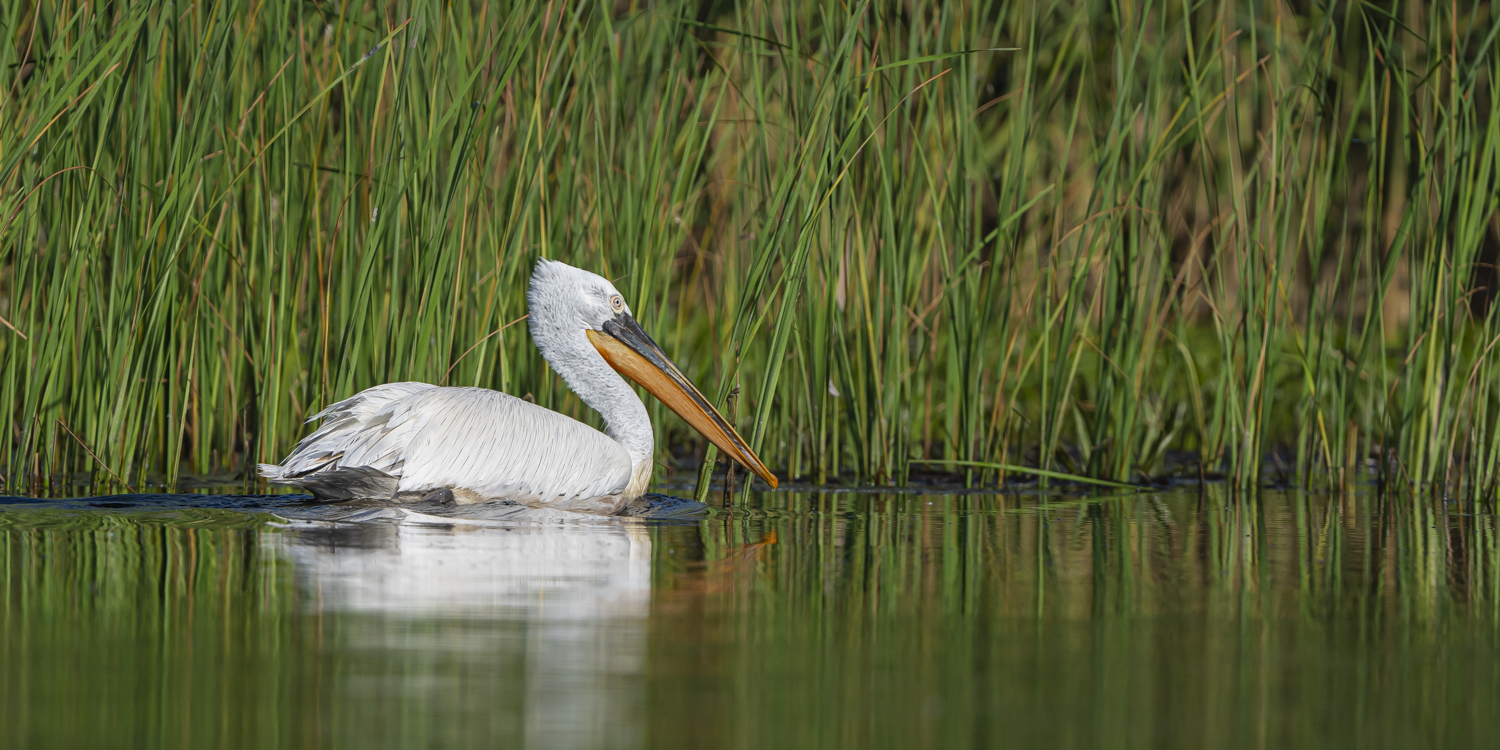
267,511,652,749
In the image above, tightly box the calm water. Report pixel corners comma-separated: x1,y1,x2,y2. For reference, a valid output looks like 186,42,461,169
2,487,1497,749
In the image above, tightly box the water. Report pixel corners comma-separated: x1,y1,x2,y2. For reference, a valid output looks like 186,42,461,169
3,488,1498,749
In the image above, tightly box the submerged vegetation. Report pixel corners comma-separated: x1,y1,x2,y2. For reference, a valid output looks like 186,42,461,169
1,0,1497,497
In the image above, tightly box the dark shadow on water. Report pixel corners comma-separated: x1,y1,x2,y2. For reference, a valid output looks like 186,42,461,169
0,490,709,522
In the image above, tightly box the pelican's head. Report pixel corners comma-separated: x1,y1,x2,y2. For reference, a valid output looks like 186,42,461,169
528,259,778,490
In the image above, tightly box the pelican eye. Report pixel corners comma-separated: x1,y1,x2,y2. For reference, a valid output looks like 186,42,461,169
610,295,624,312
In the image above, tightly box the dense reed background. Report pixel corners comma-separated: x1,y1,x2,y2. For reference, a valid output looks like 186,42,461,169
1,0,1497,496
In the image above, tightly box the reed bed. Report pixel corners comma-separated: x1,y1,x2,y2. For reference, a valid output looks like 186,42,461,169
1,0,1497,497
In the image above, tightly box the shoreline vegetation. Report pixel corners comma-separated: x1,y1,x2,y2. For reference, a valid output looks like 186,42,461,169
2,1,1497,498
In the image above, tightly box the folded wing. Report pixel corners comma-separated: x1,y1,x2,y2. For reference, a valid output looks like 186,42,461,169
260,383,634,509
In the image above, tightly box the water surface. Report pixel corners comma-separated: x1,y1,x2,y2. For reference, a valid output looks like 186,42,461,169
2,488,1496,748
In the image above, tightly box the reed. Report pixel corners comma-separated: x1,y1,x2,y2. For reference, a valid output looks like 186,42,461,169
2,0,1497,497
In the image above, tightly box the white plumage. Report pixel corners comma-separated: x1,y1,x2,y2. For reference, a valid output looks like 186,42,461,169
260,259,775,515
260,382,638,511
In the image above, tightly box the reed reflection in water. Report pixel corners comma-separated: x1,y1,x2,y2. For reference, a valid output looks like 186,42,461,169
2,488,1498,749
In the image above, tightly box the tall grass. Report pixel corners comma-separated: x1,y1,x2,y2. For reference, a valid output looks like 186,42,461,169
2,0,1497,497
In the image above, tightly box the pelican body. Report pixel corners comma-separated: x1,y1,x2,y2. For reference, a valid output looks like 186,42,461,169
259,259,776,514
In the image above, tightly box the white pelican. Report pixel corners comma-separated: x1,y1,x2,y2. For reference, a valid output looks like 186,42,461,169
259,258,777,513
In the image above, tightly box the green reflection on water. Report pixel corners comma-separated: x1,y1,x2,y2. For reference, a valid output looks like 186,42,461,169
3,489,1498,749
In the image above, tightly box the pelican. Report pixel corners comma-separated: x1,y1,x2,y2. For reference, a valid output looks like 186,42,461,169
259,258,777,514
